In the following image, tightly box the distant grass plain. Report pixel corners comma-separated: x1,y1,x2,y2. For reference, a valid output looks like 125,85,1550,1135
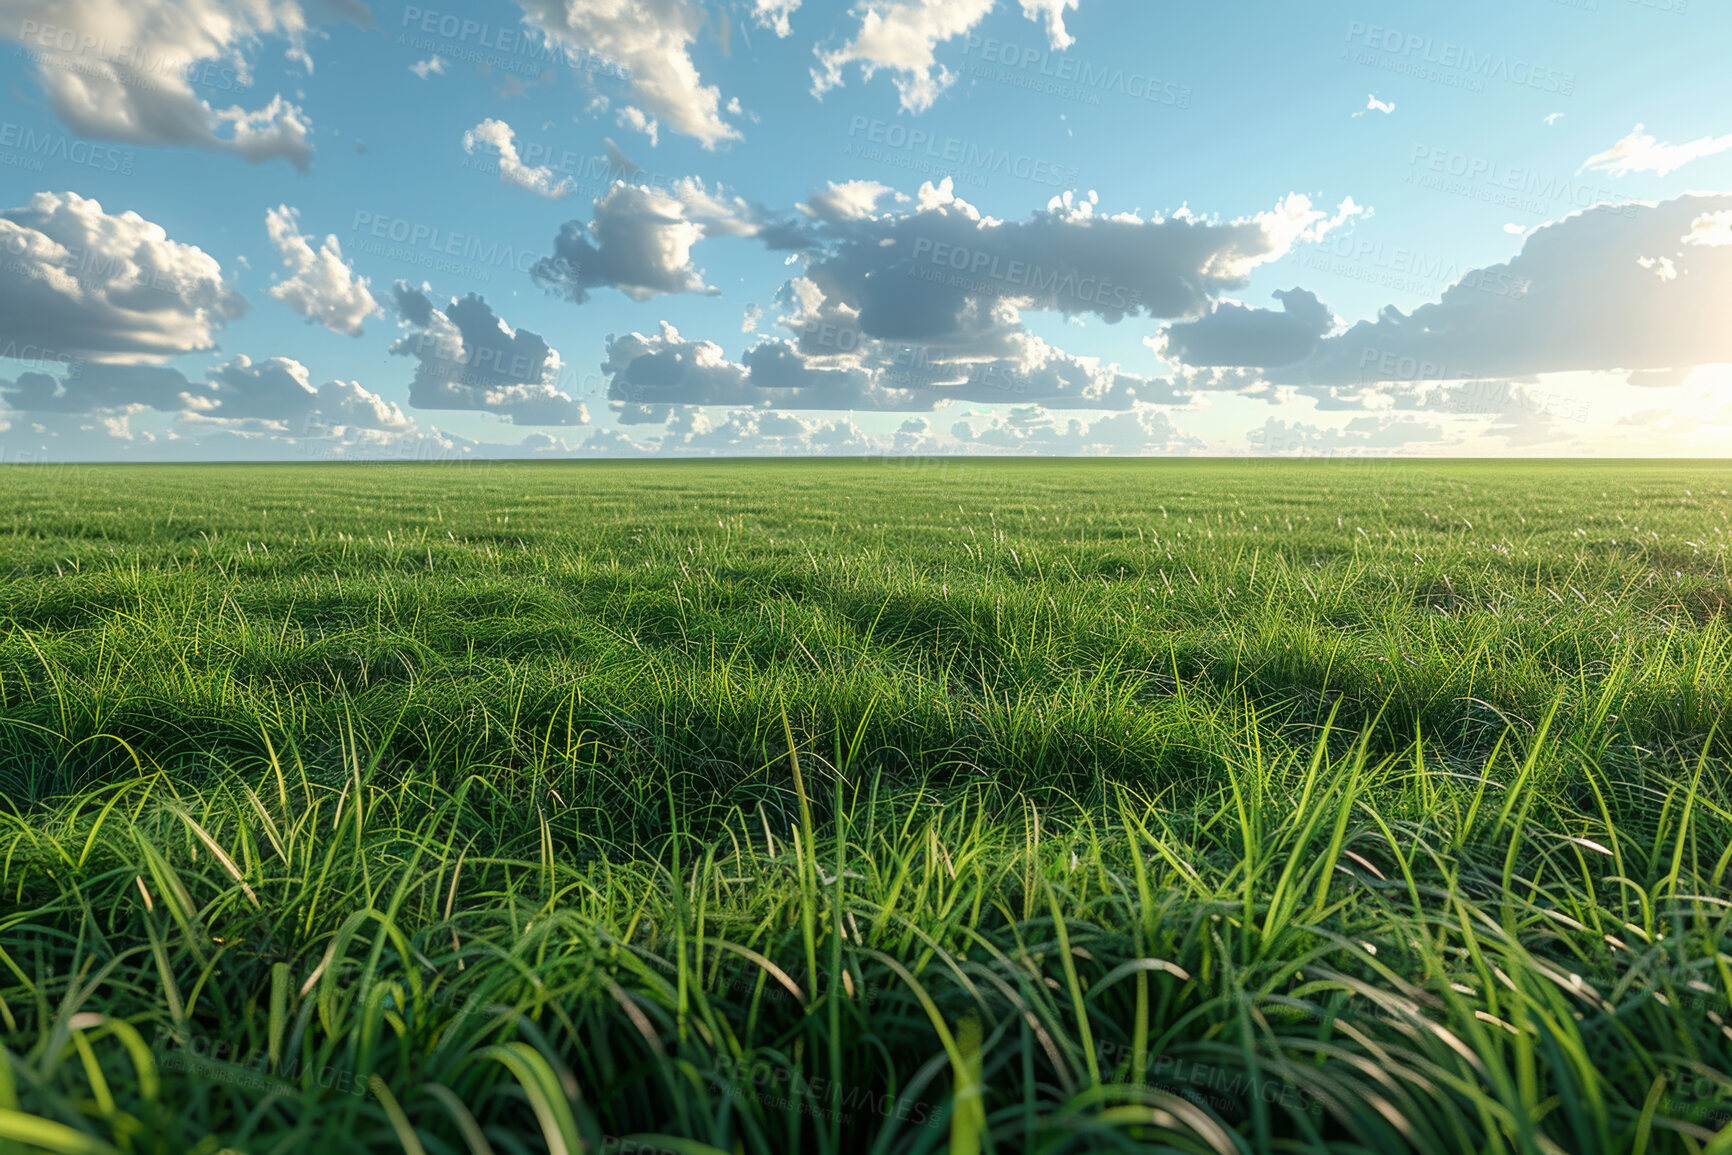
1,458,1729,1154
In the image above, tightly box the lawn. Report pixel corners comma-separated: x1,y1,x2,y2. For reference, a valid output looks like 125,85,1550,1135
1,458,1728,1154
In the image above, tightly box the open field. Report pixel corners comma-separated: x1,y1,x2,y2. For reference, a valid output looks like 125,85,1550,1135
1,458,1729,1154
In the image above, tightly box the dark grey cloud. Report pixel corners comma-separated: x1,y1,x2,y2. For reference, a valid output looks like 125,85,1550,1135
1,354,407,435
1,363,191,413
389,282,588,426
784,186,1355,348
1160,288,1335,368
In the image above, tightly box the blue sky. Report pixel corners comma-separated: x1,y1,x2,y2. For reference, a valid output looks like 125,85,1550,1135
2,0,1730,460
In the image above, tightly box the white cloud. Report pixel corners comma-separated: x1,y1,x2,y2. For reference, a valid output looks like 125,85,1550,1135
264,204,381,337
615,105,660,147
1359,94,1395,116
658,407,878,455
216,95,315,169
1580,123,1732,178
1276,193,1732,386
811,0,1094,109
1683,210,1732,247
532,179,757,303
1018,0,1083,49
514,0,741,148
951,404,1202,454
811,0,996,114
0,0,357,169
315,379,411,431
461,119,575,198
1636,255,1678,281
752,0,800,37
1221,194,1364,278
0,191,245,363
801,180,907,221
1251,415,1445,455
411,56,447,78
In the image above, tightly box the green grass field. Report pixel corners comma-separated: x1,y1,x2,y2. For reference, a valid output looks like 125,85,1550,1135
1,458,1729,1155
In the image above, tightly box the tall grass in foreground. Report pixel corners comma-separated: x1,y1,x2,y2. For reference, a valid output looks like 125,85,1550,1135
0,459,1729,1152
1,706,1728,1154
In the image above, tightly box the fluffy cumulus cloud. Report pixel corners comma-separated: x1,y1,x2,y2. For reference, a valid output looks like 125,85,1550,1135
1158,288,1335,369
1274,193,1732,388
784,182,1354,341
811,0,997,114
1017,0,1082,49
0,191,245,363
1580,124,1732,178
597,402,1204,458
389,282,588,426
531,179,755,303
1684,210,1732,247
264,205,381,336
0,0,365,168
600,321,883,419
811,0,1088,112
1250,415,1446,455
752,0,801,37
512,0,741,148
182,355,408,434
659,407,877,455
949,403,1203,454
461,119,575,198
584,178,1354,419
1,353,406,438
599,318,1182,421
801,180,909,222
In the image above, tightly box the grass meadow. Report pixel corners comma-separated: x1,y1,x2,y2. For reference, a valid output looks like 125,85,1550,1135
0,457,1729,1154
